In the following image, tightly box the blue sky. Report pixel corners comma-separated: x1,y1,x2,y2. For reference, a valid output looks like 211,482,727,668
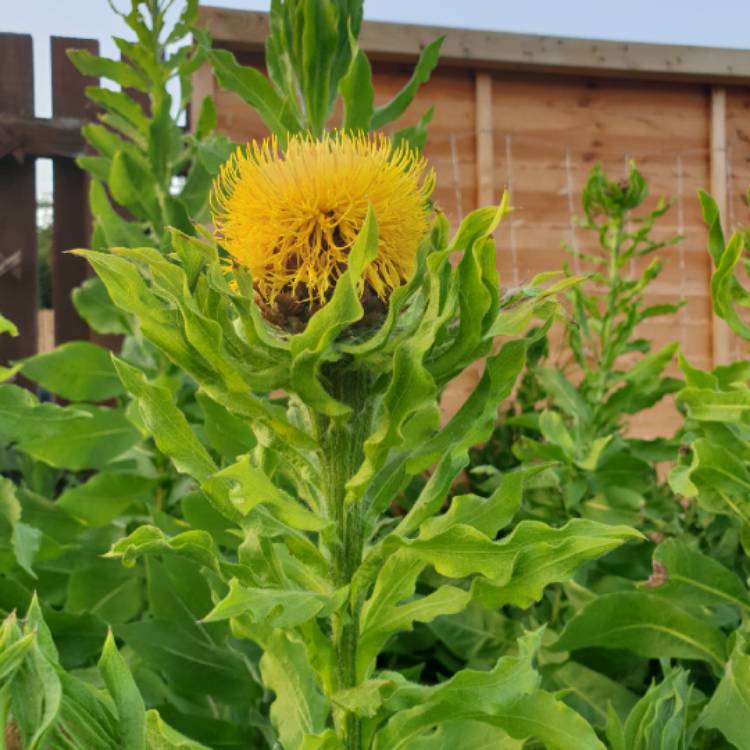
5,0,750,200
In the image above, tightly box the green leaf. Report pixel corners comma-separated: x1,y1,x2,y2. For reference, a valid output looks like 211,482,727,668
196,392,256,460
98,631,146,749
288,206,378,416
711,230,750,340
680,386,750,424
550,661,638,729
552,591,727,668
392,107,434,152
149,95,179,187
16,403,139,471
85,86,148,133
68,49,146,90
372,630,604,750
88,180,150,248
66,560,143,625
617,669,696,750
539,409,576,457
208,49,301,137
194,95,217,140
72,277,130,335
109,149,159,224
20,342,125,401
232,619,329,749
57,472,154,527
0,477,40,578
211,454,327,531
358,549,471,679
0,313,18,337
202,578,345,628
698,189,725,264
107,525,221,574
419,464,547,540
402,721,524,749
112,357,217,482
390,519,640,608
301,0,339,135
145,709,212,749
339,43,374,132
647,538,750,611
536,368,592,424
371,36,444,129
702,626,750,749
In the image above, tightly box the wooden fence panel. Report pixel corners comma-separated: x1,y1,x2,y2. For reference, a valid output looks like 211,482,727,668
0,33,37,362
51,36,98,346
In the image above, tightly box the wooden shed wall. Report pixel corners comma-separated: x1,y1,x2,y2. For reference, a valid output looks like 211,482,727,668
195,8,750,438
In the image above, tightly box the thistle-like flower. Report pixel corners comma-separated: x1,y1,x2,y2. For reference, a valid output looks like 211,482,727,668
211,132,434,327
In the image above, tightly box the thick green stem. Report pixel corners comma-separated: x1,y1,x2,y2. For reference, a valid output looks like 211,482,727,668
314,364,373,750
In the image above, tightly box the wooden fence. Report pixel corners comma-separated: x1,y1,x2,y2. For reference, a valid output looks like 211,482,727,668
3,12,750,435
194,7,750,436
0,33,98,363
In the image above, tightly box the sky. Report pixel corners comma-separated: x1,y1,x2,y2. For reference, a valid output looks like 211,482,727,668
4,0,750,201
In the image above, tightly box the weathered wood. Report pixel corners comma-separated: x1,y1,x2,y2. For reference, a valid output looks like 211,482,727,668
0,34,37,362
51,36,99,346
0,113,87,159
710,86,731,366
197,7,750,84
474,71,494,206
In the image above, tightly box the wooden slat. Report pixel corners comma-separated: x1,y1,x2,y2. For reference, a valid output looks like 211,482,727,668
0,34,37,363
51,36,99,346
710,86,731,366
0,113,87,159
474,71,494,206
197,7,750,85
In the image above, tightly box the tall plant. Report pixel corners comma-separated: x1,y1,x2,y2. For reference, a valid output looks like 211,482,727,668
543,190,750,750
71,136,638,747
473,164,684,533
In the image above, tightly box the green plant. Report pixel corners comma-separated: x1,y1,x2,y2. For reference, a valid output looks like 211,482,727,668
0,2,269,745
68,157,642,748
200,0,442,148
0,1,453,746
517,187,750,750
472,164,684,535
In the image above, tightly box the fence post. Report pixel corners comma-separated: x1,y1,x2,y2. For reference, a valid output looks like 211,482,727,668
474,70,494,207
51,36,99,347
0,34,37,363
710,86,731,366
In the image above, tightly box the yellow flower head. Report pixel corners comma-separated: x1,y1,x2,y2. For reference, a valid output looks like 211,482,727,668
211,132,435,310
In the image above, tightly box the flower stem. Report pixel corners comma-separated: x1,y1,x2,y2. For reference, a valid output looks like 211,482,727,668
315,364,373,750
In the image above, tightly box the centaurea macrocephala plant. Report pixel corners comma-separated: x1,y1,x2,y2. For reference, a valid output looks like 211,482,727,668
76,128,639,749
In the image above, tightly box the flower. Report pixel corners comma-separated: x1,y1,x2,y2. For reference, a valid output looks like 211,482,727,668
211,132,434,313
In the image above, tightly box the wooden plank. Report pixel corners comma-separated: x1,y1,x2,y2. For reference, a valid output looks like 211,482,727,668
710,86,731,366
0,113,87,159
197,7,750,84
0,34,37,363
51,36,99,347
474,71,494,206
